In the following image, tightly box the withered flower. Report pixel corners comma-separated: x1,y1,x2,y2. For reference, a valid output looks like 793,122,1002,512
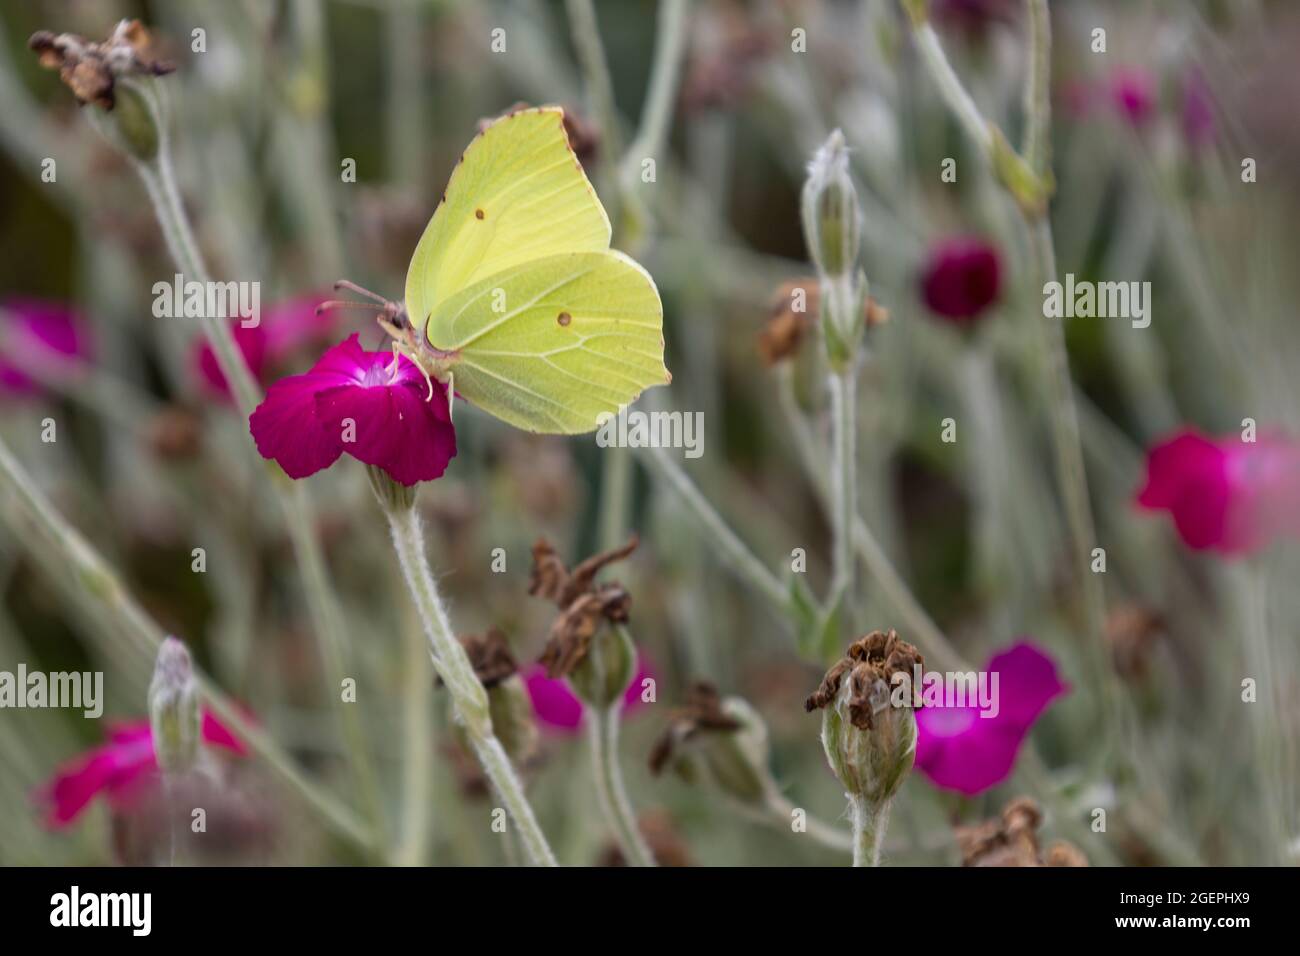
458,627,519,689
955,796,1089,867
1105,605,1165,682
29,19,174,111
447,628,539,771
758,278,889,366
805,629,923,730
530,535,637,680
649,681,779,809
649,681,741,775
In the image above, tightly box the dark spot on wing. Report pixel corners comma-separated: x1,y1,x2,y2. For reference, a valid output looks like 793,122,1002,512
475,208,485,220
557,311,572,327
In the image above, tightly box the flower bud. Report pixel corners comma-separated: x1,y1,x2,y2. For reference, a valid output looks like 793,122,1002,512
801,130,861,281
451,629,539,768
649,682,776,808
805,629,922,805
148,637,200,775
567,621,637,708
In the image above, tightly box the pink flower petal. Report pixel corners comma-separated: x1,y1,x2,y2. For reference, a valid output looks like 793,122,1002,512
524,656,654,734
920,237,1002,323
914,641,1067,796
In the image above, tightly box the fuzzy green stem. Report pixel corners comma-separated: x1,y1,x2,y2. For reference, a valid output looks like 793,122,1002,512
618,0,691,196
383,503,558,867
639,446,791,615
911,24,993,159
588,703,656,866
827,363,858,614
850,795,890,867
0,434,375,854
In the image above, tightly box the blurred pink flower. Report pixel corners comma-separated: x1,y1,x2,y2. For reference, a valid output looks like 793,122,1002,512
1109,67,1157,127
1180,68,1217,149
195,292,334,399
37,711,246,827
920,236,1002,323
1136,428,1300,556
914,642,1068,796
248,333,456,486
0,297,91,398
523,655,654,734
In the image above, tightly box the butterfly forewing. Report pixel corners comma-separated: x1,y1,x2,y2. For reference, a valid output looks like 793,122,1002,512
405,107,611,329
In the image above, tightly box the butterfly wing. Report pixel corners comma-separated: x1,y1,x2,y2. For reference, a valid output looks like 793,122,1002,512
404,106,611,329
427,250,669,434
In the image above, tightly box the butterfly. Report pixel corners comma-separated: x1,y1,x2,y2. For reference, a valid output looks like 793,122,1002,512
368,105,670,435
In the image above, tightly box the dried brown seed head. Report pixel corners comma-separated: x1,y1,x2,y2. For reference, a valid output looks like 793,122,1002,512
457,627,518,689
29,20,175,111
648,681,743,775
805,629,923,730
957,796,1088,867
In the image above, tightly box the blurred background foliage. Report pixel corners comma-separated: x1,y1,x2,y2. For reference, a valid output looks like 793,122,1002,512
1,0,1298,866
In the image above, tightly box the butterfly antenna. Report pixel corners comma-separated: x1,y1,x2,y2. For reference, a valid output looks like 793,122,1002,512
332,279,389,304
315,299,381,317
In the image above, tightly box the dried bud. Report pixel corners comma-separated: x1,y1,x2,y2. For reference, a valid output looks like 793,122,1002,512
561,108,600,169
955,796,1089,866
1105,606,1164,682
148,637,200,775
145,405,203,462
530,536,638,697
801,130,861,281
758,279,889,365
649,682,776,808
807,630,922,804
449,629,539,769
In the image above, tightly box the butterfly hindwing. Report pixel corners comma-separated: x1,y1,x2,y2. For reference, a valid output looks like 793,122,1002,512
427,250,669,434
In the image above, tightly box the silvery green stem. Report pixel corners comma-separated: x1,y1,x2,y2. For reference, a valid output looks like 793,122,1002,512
396,603,433,866
383,504,558,867
776,370,969,671
850,795,890,867
640,446,791,615
0,434,375,854
566,0,623,162
764,793,854,853
1021,0,1052,174
618,0,690,197
107,78,385,836
597,446,632,551
827,362,858,613
588,703,656,867
911,24,993,160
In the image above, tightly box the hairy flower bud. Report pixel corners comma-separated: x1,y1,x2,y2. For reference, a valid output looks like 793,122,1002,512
367,463,416,512
806,630,922,804
801,130,861,280
148,637,200,775
567,621,637,708
649,682,776,808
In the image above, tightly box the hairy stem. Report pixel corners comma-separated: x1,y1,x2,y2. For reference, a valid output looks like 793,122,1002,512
639,446,791,615
383,504,558,867
587,702,656,866
850,795,890,867
827,364,858,614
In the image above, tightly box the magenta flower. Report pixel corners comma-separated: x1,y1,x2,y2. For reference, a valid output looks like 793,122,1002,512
1136,428,1300,557
1109,67,1157,127
524,655,654,734
248,334,456,486
0,297,91,397
914,642,1067,796
919,236,1002,323
37,711,246,827
195,292,335,400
